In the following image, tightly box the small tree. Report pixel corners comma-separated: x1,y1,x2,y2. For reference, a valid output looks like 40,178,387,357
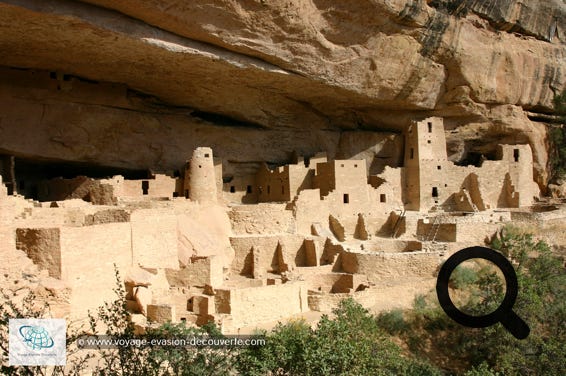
87,267,233,376
0,289,92,375
237,298,441,376
382,226,566,375
1,267,233,375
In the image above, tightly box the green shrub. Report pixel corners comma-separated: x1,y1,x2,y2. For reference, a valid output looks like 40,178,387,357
450,264,478,289
236,298,441,376
463,362,503,376
235,320,312,376
87,268,232,376
0,267,233,376
376,309,408,335
144,322,233,376
399,226,566,375
412,294,427,313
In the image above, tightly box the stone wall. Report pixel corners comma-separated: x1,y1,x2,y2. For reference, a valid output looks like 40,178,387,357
16,228,62,278
300,272,358,293
454,222,505,244
229,234,321,275
308,288,376,312
340,251,445,283
362,239,422,253
166,256,223,288
131,210,178,269
38,176,116,205
11,202,234,319
294,189,331,235
215,281,308,328
176,204,234,268
406,118,540,212
417,221,457,242
223,174,258,204
256,165,290,202
229,203,295,235
107,174,179,199
369,166,404,209
315,160,370,216
60,223,132,318
293,190,396,241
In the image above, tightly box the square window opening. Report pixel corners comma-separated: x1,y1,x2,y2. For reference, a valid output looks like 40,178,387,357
432,187,438,197
343,193,349,204
380,194,386,203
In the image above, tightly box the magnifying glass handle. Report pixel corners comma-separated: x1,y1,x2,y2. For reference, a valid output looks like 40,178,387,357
501,310,530,339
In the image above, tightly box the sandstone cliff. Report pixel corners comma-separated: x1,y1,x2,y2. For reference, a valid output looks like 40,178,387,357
0,0,564,187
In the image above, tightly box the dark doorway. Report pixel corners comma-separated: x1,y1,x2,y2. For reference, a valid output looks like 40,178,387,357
142,181,149,195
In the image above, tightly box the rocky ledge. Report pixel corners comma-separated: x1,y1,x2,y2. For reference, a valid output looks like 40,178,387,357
0,0,564,188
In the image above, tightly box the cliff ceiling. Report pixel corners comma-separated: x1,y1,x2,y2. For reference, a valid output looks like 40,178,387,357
0,0,564,185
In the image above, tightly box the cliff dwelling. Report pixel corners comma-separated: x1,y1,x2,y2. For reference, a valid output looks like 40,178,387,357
1,116,561,334
0,0,564,351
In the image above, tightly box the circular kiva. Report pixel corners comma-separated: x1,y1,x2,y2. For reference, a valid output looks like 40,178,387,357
436,246,518,328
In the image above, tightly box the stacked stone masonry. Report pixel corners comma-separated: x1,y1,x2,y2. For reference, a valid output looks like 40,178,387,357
1,117,561,334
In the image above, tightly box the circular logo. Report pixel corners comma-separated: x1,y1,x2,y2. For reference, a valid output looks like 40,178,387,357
19,325,55,350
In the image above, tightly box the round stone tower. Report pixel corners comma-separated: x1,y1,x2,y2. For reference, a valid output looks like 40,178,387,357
188,147,217,203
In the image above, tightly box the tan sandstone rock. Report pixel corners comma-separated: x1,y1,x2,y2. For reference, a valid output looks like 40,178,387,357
0,0,563,187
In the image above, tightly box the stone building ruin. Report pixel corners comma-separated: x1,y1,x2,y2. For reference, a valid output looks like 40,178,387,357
2,116,559,334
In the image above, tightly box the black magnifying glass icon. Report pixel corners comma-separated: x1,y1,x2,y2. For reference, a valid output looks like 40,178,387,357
436,246,530,339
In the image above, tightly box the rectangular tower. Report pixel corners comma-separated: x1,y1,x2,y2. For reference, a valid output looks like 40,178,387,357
404,117,447,211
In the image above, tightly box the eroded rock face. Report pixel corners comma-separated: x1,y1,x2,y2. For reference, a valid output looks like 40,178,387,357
0,0,564,186
429,0,565,42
